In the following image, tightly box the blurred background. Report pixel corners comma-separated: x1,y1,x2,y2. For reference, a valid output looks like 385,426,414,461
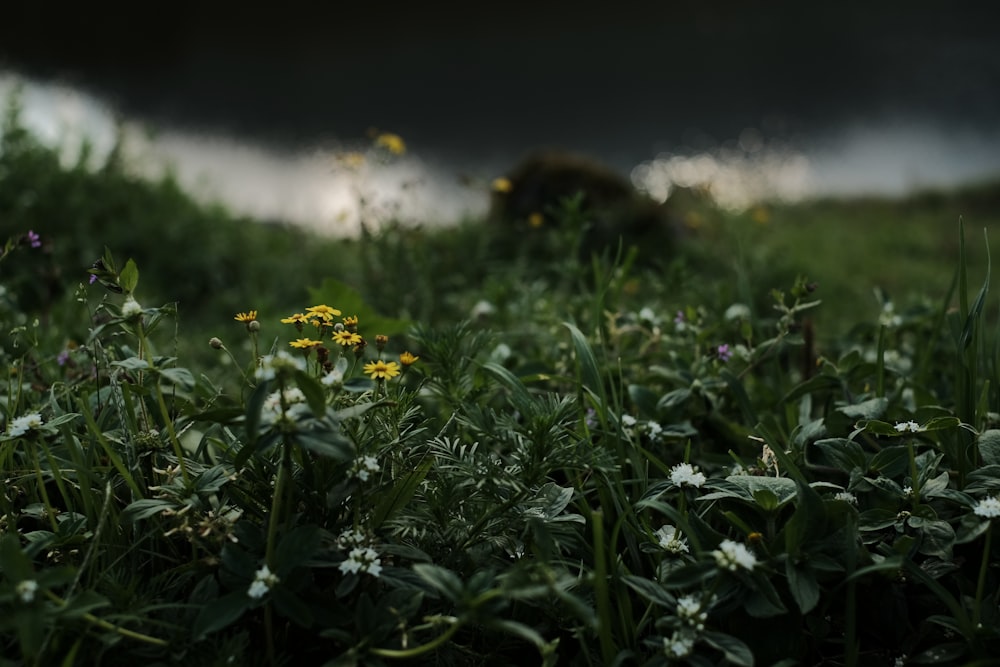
1,1,999,233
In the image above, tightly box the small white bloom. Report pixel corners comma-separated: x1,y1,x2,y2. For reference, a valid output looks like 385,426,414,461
902,486,913,496
638,307,658,325
646,421,663,440
247,564,279,599
676,595,708,629
338,529,367,547
16,579,38,603
350,455,380,482
894,420,921,433
654,525,689,554
255,351,306,382
621,414,637,428
974,496,1000,519
121,297,143,319
670,462,706,489
879,302,902,328
834,492,858,505
339,546,382,577
470,300,496,319
8,412,43,437
724,303,752,321
490,343,512,363
321,366,345,387
712,539,758,571
663,631,695,657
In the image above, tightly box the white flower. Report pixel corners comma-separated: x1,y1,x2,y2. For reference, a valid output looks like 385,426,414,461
676,595,708,630
974,496,1000,519
255,351,306,382
350,455,380,482
338,529,368,547
724,303,752,321
712,539,758,571
121,297,143,319
261,387,309,424
339,546,382,577
8,412,43,437
471,300,496,319
646,421,663,440
621,414,637,428
321,366,345,387
16,579,38,603
638,307,658,325
902,486,913,496
834,492,858,505
247,565,279,599
894,420,922,433
670,462,706,489
879,302,902,328
663,631,695,657
654,525,689,554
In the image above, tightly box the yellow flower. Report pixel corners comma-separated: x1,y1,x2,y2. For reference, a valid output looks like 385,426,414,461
528,212,544,228
338,151,366,170
281,313,309,325
342,315,359,332
374,132,406,155
289,338,322,349
235,310,258,323
306,304,342,321
364,359,401,381
491,177,513,193
332,330,363,347
399,351,419,366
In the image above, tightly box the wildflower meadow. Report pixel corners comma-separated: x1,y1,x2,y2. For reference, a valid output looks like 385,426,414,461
3,104,1000,666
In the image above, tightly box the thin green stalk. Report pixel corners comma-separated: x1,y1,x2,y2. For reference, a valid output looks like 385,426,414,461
590,509,616,665
370,616,461,659
43,590,168,647
974,523,992,629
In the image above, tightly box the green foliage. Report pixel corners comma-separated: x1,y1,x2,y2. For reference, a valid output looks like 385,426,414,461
4,105,1000,665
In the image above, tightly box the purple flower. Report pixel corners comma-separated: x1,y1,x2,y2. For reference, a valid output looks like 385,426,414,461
88,274,97,284
585,408,597,428
674,310,686,325
716,344,732,362
27,231,41,248
57,350,71,366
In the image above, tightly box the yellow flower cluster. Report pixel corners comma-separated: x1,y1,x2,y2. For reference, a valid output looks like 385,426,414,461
271,305,420,382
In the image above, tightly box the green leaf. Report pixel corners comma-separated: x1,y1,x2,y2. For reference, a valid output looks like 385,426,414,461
909,517,955,558
372,456,434,530
978,429,1000,466
786,560,820,614
412,564,463,602
122,498,175,523
293,370,327,417
0,534,33,581
112,356,151,371
119,258,139,294
701,631,755,667
235,381,271,467
294,430,354,461
622,575,676,608
564,322,606,407
271,586,313,628
812,438,867,473
274,525,322,572
193,590,250,639
839,397,889,421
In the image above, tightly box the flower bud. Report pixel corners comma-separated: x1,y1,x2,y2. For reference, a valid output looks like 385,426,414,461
209,337,224,349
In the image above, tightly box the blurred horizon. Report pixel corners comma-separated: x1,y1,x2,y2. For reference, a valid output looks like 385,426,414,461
2,2,1000,232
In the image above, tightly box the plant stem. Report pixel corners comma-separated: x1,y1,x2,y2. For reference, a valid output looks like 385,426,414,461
370,616,461,659
43,590,168,647
974,522,992,629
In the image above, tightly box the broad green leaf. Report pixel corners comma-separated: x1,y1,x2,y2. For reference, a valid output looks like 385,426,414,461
786,559,820,614
701,631,754,667
274,525,322,572
622,575,676,609
412,564,464,602
271,586,313,628
812,438,867,473
978,429,1000,466
293,369,327,417
193,590,250,639
122,498,175,523
119,258,139,293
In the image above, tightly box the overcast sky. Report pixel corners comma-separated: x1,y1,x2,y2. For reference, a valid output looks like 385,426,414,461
3,2,998,170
